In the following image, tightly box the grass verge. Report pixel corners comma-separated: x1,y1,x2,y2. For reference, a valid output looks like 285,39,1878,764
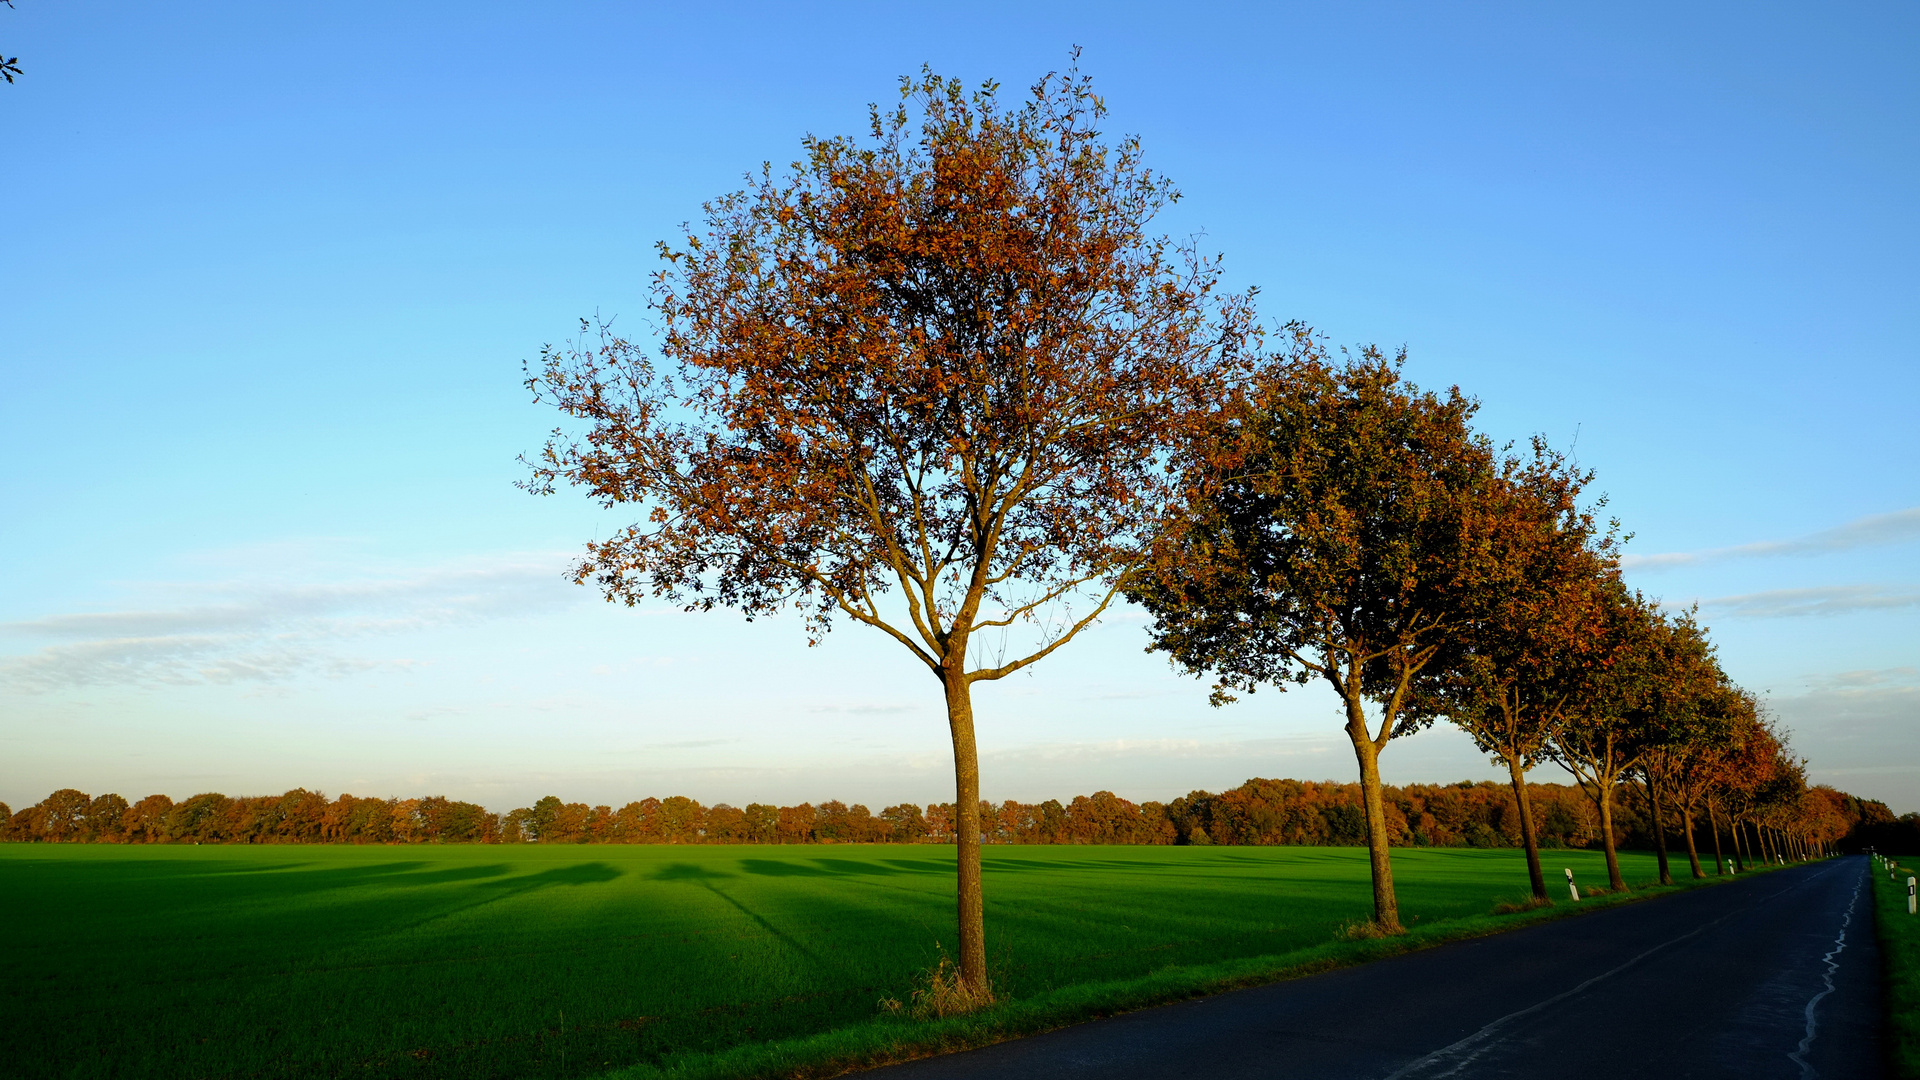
607,865,1769,1080
1876,855,1919,1079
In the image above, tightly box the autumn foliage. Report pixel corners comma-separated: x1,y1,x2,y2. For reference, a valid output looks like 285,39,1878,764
4,777,1889,852
498,49,1892,991
525,58,1258,994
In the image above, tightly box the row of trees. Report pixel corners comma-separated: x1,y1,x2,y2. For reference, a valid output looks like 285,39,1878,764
6,778,1896,850
519,56,1877,997
1121,342,1866,928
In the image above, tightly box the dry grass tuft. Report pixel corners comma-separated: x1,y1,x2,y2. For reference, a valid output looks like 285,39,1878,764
1336,919,1396,940
880,949,996,1020
1492,895,1555,916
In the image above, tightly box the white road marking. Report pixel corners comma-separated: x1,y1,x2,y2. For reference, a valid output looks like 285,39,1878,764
1787,868,1863,1079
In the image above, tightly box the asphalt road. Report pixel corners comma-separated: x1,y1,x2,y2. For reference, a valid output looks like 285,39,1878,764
868,856,1882,1080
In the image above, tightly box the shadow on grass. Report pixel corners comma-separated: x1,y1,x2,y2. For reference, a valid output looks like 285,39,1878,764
384,861,626,935
0,856,552,905
654,862,737,881
737,857,959,878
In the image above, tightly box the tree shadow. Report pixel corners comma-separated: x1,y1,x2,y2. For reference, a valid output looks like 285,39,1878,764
1,855,526,898
876,858,953,875
737,858,832,877
389,862,624,933
808,858,919,876
480,862,622,889
652,862,735,881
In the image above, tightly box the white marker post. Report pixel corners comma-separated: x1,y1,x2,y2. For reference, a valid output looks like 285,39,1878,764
1909,877,1915,916
1565,867,1580,902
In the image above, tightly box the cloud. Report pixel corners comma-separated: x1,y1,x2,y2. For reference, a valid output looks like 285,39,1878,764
1771,681,1920,813
1802,667,1920,692
1624,506,1920,571
0,556,587,692
1698,584,1920,618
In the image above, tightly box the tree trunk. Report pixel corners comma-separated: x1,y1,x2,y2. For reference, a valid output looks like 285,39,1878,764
1644,774,1673,886
1707,798,1726,874
1345,698,1401,932
1680,802,1703,879
944,672,989,998
1505,754,1547,900
1598,784,1626,892
1731,815,1748,871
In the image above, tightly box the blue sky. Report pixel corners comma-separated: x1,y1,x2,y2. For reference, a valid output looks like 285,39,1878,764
3,2,1916,813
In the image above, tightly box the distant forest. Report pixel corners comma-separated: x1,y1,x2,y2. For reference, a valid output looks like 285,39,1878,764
4,778,1907,851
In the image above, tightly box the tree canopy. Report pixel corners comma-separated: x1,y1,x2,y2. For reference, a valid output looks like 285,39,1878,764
526,58,1257,996
1128,345,1511,930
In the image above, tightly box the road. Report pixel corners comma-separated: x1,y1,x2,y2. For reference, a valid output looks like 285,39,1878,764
867,856,1882,1079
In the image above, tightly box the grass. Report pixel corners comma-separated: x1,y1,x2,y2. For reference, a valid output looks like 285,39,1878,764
1,843,1722,1080
1876,854,1920,1079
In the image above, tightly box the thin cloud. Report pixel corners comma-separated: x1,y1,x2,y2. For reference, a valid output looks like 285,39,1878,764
1625,506,1920,571
982,735,1343,764
0,556,587,692
1700,584,1920,618
1802,667,1919,692
807,704,919,716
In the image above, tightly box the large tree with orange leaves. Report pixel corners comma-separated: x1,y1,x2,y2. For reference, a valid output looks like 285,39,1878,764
524,60,1258,997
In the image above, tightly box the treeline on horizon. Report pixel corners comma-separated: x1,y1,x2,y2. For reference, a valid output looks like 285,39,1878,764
6,777,1910,853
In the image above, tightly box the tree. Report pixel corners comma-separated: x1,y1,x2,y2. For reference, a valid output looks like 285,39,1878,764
119,794,173,844
879,803,927,842
1128,347,1505,932
1624,609,1721,885
1748,738,1809,860
1658,678,1748,878
526,796,564,842
1713,703,1789,869
1547,585,1664,892
166,793,233,843
524,60,1256,996
82,793,130,842
40,788,90,842
1430,439,1617,899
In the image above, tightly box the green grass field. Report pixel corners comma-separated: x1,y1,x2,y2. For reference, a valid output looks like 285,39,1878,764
3,843,1681,1080
1876,855,1920,1079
